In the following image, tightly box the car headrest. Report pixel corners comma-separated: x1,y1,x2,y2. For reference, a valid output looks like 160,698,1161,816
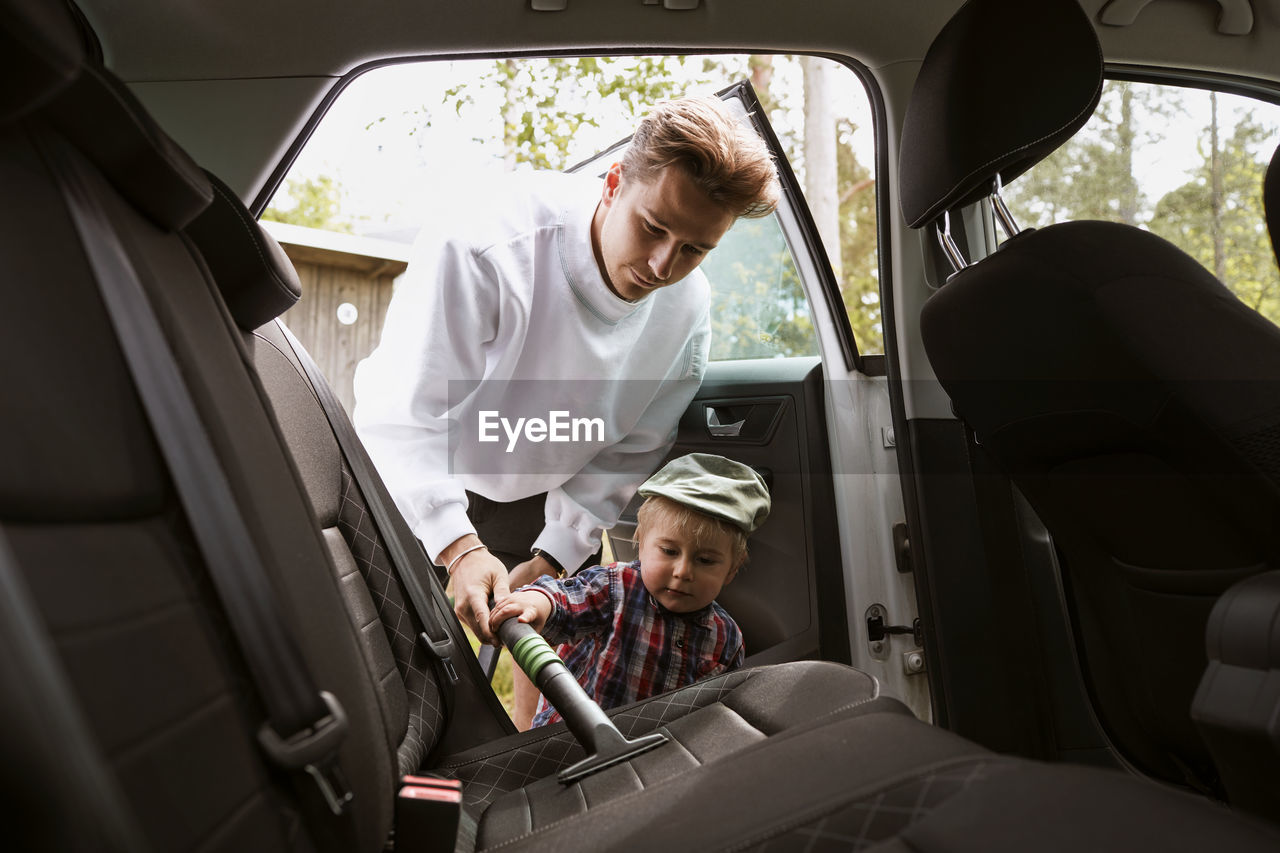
899,0,1104,229
1267,142,1280,269
3,0,211,229
0,0,85,122
185,171,303,330
38,63,214,230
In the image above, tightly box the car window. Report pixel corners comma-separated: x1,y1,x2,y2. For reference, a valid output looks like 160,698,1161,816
261,55,881,408
699,211,815,360
1005,80,1280,324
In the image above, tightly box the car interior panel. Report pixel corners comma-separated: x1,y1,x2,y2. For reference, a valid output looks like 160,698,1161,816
5,0,1280,850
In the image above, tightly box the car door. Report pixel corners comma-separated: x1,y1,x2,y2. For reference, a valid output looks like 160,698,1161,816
573,81,929,720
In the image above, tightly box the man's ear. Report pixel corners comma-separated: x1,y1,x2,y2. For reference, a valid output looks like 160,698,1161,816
601,162,623,205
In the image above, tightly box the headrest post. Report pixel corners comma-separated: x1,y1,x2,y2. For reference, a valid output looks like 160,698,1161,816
935,210,971,275
990,173,1022,242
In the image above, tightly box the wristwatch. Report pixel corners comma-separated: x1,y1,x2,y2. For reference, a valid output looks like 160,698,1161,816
530,547,567,579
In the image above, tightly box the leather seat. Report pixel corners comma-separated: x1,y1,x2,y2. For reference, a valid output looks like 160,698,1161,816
907,0,1280,793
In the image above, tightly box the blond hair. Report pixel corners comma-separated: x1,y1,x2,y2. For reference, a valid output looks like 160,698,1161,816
622,97,780,220
634,495,749,566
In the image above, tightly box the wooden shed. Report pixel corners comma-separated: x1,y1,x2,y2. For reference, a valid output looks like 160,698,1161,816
262,220,411,414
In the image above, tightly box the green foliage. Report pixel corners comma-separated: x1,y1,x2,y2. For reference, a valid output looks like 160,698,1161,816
262,173,355,233
1007,82,1180,228
702,217,818,360
1150,111,1280,323
1005,80,1280,327
836,117,881,353
448,57,725,171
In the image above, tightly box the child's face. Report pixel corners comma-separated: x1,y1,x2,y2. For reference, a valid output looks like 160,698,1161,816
638,518,740,613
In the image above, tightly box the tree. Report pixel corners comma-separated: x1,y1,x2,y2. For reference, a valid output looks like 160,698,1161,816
447,57,714,171
262,173,355,233
801,56,841,280
836,117,881,352
1005,82,1180,229
1150,111,1280,323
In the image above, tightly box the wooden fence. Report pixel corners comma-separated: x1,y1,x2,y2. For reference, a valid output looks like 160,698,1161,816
262,221,410,414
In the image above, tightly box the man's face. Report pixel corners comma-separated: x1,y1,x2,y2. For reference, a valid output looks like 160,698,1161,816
591,163,737,302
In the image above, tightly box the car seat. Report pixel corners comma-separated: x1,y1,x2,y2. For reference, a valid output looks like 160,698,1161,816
908,0,1280,794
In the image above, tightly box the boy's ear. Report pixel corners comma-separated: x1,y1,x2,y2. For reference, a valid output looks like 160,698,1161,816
725,559,744,585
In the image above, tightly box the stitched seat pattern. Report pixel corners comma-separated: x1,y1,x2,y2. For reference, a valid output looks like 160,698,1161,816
337,467,444,774
440,669,757,813
738,759,1010,851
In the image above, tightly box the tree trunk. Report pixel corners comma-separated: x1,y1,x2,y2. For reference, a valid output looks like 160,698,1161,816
1210,91,1226,282
502,59,521,172
801,56,841,279
1117,85,1140,226
749,55,776,114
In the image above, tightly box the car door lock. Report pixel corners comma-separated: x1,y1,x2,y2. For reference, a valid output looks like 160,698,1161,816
866,604,922,661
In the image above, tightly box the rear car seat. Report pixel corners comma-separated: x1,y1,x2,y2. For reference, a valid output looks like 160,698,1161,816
195,180,933,830
3,0,1280,850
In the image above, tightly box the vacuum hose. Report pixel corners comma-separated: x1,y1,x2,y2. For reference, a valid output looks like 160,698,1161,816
496,617,670,784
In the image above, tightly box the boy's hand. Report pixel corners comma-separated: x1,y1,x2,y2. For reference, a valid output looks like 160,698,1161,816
489,590,551,635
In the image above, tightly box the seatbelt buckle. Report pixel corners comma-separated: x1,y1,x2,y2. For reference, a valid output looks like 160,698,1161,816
258,690,354,815
305,758,355,816
420,631,460,684
396,775,462,853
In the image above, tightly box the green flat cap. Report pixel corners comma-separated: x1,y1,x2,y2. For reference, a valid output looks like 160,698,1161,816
638,453,770,534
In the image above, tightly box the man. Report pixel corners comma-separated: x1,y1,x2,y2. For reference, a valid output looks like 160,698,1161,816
353,95,779,728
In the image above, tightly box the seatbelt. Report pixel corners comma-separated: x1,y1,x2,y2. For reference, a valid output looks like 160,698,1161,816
40,132,357,843
278,323,462,714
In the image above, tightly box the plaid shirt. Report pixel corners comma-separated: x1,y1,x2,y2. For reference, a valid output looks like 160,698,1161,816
525,560,744,728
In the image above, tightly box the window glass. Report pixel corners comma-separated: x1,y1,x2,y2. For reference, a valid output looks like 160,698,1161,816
1006,80,1280,324
263,54,879,389
700,213,815,360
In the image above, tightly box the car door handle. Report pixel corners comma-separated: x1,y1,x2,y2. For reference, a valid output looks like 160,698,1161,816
706,407,746,437
698,398,787,443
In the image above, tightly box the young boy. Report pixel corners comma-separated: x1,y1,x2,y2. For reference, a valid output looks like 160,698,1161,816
488,453,770,728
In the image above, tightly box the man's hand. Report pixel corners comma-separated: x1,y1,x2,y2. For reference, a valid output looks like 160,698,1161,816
507,552,557,590
442,535,510,645
489,590,553,636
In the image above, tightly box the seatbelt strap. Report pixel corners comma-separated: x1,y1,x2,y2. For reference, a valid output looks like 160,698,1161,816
278,323,463,713
40,133,356,836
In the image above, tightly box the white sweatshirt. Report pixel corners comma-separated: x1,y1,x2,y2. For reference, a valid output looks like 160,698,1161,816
353,170,710,570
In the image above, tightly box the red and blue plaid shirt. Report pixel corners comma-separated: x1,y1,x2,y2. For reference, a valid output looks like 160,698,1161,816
524,560,744,728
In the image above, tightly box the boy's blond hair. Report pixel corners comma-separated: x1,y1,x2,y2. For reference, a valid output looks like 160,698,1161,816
634,495,749,566
622,97,780,220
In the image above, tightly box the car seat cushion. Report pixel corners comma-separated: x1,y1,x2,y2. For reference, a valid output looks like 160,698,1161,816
436,662,905,831
475,708,983,852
